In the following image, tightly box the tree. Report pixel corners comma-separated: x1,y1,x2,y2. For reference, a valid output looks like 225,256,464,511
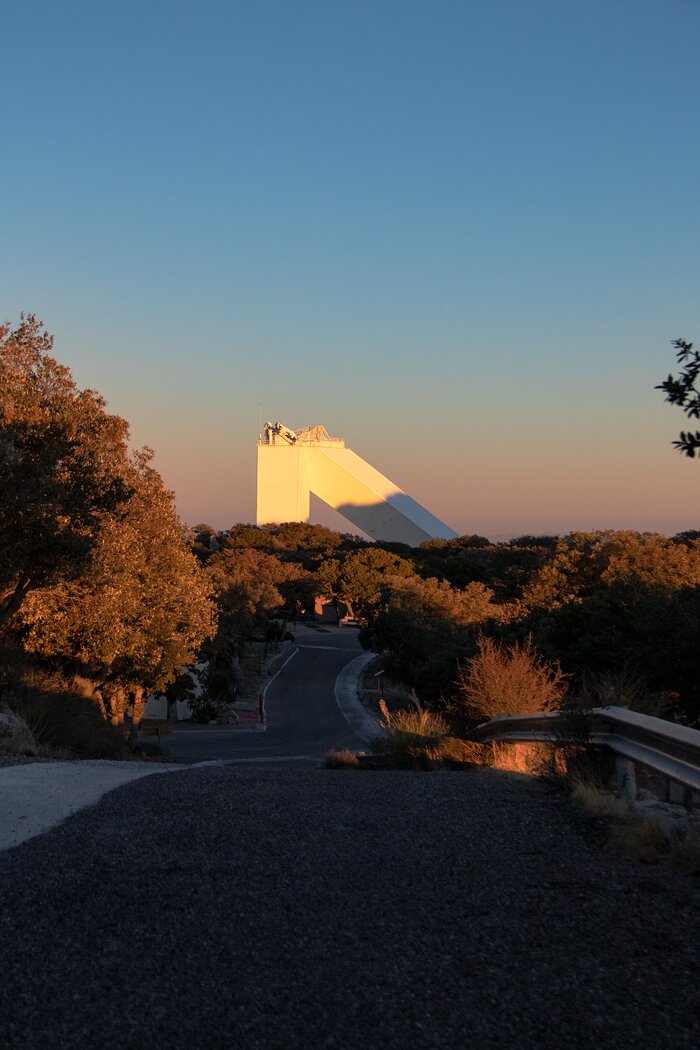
269,521,344,553
523,531,700,610
223,524,273,549
361,576,498,702
18,451,216,726
657,338,700,456
518,531,700,722
318,547,415,620
206,547,311,645
0,315,133,625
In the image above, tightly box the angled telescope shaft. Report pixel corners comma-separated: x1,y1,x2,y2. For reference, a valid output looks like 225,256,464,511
257,422,456,545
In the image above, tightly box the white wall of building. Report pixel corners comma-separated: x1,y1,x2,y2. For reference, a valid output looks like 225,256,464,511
256,439,456,544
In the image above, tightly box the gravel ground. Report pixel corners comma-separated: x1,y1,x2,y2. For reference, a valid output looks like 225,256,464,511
1,763,698,1049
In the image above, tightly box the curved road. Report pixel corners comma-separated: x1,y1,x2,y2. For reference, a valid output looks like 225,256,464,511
163,623,372,763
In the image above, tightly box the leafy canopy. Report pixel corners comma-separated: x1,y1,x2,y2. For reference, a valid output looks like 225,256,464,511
0,314,133,624
19,450,216,720
657,338,700,457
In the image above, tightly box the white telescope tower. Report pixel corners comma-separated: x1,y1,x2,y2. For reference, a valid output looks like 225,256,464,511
256,421,457,546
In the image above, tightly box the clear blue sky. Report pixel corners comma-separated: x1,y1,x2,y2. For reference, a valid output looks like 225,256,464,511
3,0,700,538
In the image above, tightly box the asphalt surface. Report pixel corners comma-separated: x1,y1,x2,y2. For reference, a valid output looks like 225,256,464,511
0,624,374,853
1,762,699,1049
162,623,372,763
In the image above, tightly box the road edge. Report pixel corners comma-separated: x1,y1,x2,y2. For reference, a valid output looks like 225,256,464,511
334,652,386,746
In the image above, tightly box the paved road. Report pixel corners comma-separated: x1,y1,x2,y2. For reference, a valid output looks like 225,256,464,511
1,762,699,1049
163,623,372,763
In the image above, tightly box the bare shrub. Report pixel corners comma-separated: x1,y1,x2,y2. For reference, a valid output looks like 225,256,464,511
457,636,567,721
550,696,616,787
324,747,359,769
576,669,670,717
3,678,134,760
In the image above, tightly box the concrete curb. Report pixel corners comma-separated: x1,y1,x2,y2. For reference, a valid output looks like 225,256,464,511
334,652,386,746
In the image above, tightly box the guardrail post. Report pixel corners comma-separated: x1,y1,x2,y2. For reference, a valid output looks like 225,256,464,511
615,756,637,799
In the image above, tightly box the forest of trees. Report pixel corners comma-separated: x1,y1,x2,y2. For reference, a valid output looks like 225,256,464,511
189,522,700,727
2,317,699,758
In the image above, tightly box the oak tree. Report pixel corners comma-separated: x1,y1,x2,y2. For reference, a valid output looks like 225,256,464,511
206,547,311,645
19,451,216,725
0,315,132,625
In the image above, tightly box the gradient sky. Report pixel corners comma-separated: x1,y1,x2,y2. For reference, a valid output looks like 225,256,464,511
2,0,700,539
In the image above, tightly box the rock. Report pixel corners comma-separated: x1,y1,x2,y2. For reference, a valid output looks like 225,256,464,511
0,705,37,755
632,799,697,836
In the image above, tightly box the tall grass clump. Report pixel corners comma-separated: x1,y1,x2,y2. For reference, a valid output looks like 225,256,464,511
376,699,448,769
457,636,568,722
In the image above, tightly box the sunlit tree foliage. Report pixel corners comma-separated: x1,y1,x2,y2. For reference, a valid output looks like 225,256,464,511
19,451,216,725
0,315,133,625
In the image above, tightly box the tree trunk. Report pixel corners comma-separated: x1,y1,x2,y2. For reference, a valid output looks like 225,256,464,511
102,684,128,727
71,674,108,720
0,578,31,627
128,688,146,745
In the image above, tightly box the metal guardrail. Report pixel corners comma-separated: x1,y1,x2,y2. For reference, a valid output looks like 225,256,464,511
475,706,700,796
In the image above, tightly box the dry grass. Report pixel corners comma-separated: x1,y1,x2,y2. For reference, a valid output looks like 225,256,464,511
376,700,447,769
668,828,700,874
372,702,492,770
3,684,137,760
0,644,170,761
570,779,633,823
378,700,447,741
608,817,668,864
490,740,556,775
568,778,700,867
324,747,360,769
458,636,567,721
425,736,492,767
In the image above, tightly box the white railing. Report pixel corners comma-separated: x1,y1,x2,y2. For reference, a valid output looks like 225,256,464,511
475,706,700,798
